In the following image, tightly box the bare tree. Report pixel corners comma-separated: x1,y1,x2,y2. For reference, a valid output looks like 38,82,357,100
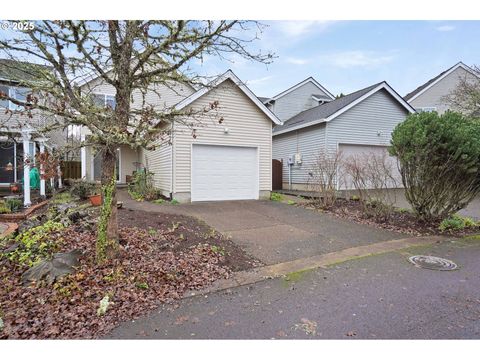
342,151,399,220
307,151,343,208
0,20,273,263
442,65,480,117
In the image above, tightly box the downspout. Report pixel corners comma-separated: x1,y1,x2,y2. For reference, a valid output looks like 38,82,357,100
170,120,174,200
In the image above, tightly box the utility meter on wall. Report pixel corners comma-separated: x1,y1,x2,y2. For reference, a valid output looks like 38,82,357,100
294,153,302,165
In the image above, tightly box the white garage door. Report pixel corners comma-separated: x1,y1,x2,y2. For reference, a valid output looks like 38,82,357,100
191,144,258,202
338,144,402,190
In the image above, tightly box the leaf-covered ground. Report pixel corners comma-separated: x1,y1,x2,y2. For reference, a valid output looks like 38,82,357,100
0,207,259,339
305,199,480,237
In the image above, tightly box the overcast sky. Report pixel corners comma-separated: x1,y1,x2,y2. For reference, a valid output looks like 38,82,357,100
193,20,480,98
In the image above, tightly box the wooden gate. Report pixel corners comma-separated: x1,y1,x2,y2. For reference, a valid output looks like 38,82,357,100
272,159,283,190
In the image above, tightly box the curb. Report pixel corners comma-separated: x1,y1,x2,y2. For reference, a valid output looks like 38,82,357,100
184,235,447,298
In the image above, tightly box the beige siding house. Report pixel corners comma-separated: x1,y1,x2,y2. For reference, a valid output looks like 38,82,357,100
81,70,281,202
405,62,480,114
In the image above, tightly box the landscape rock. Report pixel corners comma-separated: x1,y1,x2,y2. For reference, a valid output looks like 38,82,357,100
21,249,83,285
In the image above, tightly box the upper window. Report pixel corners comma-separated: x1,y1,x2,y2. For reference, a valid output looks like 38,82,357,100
0,85,32,110
92,93,116,109
418,107,437,113
0,85,8,109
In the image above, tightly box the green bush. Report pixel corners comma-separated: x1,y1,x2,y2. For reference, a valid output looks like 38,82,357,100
270,192,283,202
439,214,478,232
390,111,480,221
70,179,96,200
6,198,22,212
0,200,11,214
127,170,159,201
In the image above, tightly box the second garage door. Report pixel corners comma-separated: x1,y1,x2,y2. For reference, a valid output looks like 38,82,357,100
338,143,402,190
191,144,258,202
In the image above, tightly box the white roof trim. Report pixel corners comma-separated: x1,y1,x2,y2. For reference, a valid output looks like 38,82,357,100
407,62,480,102
273,118,326,136
271,77,335,101
174,70,282,125
273,82,416,136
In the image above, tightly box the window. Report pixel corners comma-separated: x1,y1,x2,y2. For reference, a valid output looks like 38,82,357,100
418,107,437,113
92,93,116,109
7,86,32,111
0,85,9,108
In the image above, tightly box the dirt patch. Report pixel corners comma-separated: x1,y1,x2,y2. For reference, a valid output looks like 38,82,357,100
118,208,262,271
305,199,480,237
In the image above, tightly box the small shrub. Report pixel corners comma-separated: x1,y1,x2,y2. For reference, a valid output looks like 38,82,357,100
287,200,296,205
0,201,12,214
6,198,22,212
270,192,283,202
70,179,96,200
439,214,479,232
170,198,179,205
153,198,165,204
128,170,159,201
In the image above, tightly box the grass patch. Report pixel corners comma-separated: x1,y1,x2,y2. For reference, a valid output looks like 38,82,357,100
270,192,283,202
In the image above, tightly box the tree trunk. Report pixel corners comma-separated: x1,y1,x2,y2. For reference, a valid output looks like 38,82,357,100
96,146,119,263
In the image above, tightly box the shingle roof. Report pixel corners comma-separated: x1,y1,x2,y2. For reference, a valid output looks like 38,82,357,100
273,82,382,134
0,59,52,83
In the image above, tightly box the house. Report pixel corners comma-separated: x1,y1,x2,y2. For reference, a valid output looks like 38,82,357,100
260,77,335,122
0,59,67,205
271,81,416,190
404,62,480,114
80,70,282,202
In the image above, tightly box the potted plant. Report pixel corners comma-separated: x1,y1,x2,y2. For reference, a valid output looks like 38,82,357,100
89,192,102,206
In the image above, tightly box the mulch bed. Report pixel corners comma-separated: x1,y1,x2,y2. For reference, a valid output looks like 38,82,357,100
305,199,480,237
0,207,260,339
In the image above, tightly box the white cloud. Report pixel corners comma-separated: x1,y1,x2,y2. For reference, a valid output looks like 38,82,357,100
247,75,274,86
275,21,337,38
436,25,455,32
285,57,310,65
318,50,396,68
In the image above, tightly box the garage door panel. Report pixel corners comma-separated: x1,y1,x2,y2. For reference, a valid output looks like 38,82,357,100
339,144,402,190
192,145,258,201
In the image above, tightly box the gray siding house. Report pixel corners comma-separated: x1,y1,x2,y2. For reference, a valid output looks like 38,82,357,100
260,77,334,122
272,82,415,190
405,62,480,114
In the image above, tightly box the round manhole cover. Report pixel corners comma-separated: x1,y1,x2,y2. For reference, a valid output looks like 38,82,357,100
408,255,458,271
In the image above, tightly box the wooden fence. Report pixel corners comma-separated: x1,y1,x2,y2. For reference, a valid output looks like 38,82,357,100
61,161,81,179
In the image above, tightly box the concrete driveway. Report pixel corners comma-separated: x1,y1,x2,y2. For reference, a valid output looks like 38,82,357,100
119,192,404,265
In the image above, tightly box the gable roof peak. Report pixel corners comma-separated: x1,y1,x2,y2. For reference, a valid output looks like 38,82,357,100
269,76,335,102
404,61,478,102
